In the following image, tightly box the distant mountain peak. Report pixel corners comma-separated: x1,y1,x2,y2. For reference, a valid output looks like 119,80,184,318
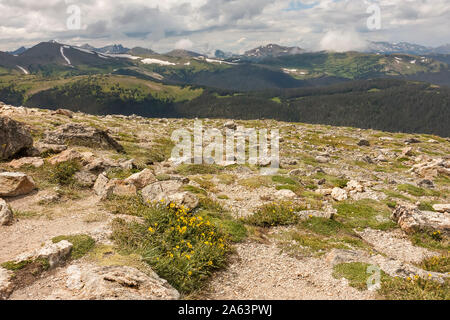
77,43,130,55
165,49,204,58
7,46,27,56
243,44,304,59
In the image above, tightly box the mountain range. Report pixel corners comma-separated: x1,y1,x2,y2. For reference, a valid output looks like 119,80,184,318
367,41,450,55
0,40,449,136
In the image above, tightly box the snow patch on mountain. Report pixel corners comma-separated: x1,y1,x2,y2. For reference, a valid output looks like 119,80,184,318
141,58,176,66
16,65,29,75
60,47,71,65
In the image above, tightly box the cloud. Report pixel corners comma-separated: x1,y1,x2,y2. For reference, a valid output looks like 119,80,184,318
0,0,449,52
175,38,194,50
319,29,369,52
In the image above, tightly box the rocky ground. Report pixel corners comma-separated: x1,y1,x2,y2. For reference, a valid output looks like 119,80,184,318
0,101,449,300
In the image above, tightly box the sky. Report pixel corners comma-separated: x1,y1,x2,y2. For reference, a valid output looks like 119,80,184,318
0,0,449,53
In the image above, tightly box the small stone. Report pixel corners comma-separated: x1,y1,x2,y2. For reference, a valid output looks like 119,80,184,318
405,138,420,144
357,139,371,147
52,109,73,118
34,142,67,155
223,121,237,130
315,156,329,164
35,240,73,269
433,204,450,213
402,147,414,157
0,267,14,300
418,179,434,189
346,180,365,193
0,198,13,226
275,189,297,199
48,149,83,165
331,188,348,201
316,188,333,196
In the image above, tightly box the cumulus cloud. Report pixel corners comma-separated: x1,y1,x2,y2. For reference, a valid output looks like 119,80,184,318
0,0,449,52
174,38,194,50
319,29,369,52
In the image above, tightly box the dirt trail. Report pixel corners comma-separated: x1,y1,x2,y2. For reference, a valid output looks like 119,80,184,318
0,195,109,262
200,241,376,300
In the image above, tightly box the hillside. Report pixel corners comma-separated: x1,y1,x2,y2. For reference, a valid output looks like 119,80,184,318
0,102,448,300
1,76,449,137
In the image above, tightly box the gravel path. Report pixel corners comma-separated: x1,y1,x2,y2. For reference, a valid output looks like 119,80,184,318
200,241,376,300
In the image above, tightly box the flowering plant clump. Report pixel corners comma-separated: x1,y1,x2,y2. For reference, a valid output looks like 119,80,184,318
112,199,230,293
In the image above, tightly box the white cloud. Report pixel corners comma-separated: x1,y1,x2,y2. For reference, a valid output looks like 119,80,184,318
174,39,194,50
0,0,449,52
319,29,369,52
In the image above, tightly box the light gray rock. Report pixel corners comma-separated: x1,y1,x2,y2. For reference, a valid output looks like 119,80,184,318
433,204,450,213
8,157,44,169
124,169,157,189
36,240,73,268
325,249,370,265
0,198,13,226
0,172,36,197
42,123,124,153
34,142,67,155
298,210,334,220
346,180,365,193
331,187,348,201
48,149,84,165
223,121,237,130
0,267,14,300
66,264,180,300
94,173,111,199
274,189,297,199
315,156,329,164
141,181,199,209
74,171,98,188
392,205,450,236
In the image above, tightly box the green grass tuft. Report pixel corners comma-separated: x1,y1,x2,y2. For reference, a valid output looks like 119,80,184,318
246,201,299,227
52,234,95,260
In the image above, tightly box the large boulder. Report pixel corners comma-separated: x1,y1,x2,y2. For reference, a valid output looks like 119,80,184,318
34,142,67,156
141,181,199,209
93,174,137,200
124,169,157,189
65,264,180,300
0,116,33,160
48,149,84,165
41,123,124,153
0,172,36,197
392,205,450,236
0,199,13,226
